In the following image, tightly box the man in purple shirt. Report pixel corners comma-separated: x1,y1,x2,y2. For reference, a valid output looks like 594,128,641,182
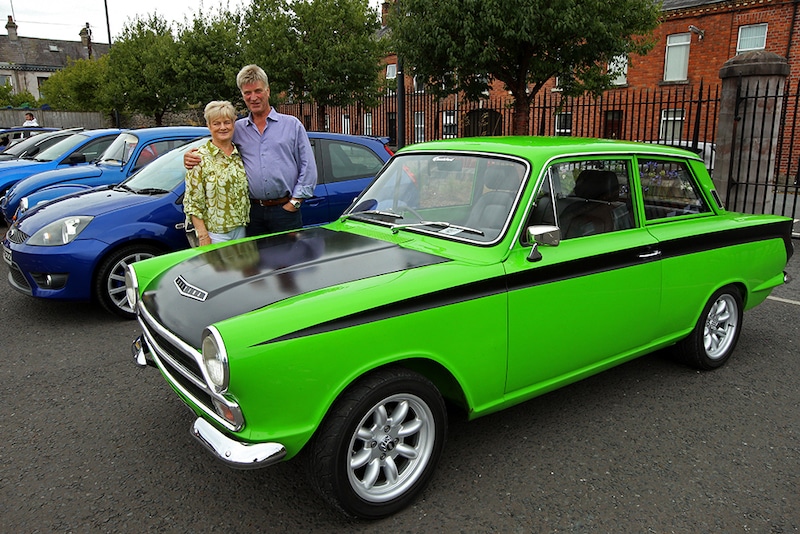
185,64,317,237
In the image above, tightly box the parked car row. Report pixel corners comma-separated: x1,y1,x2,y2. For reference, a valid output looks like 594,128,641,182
0,127,60,150
2,131,393,316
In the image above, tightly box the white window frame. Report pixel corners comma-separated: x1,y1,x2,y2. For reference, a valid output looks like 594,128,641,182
414,111,425,143
442,110,457,138
609,55,628,86
385,64,397,79
737,23,767,54
660,109,685,142
664,33,691,82
363,112,373,136
555,112,572,136
341,114,350,135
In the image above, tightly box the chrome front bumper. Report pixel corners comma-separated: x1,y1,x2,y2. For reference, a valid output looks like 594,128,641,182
132,334,287,469
191,418,287,470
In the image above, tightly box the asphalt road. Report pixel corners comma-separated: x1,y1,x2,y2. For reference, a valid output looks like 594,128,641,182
1,223,798,533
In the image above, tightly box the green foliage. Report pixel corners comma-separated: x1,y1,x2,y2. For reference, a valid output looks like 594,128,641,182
106,14,183,125
175,6,245,109
389,0,662,134
39,56,110,111
243,0,385,109
0,83,39,108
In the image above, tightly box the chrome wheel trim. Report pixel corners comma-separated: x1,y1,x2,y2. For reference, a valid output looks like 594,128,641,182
347,392,436,503
106,251,155,313
703,293,739,360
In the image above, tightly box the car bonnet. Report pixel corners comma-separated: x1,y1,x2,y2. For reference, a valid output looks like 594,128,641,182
141,226,451,347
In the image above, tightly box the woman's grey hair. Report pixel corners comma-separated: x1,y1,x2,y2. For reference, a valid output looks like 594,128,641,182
204,100,237,124
236,64,269,90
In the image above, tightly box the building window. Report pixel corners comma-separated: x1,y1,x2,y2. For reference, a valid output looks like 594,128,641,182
664,33,690,82
413,75,425,93
737,24,767,54
386,64,397,79
604,110,623,139
363,112,373,136
342,114,350,135
325,114,330,133
555,113,572,136
442,110,457,138
0,75,11,87
414,111,425,143
660,109,685,142
609,55,628,86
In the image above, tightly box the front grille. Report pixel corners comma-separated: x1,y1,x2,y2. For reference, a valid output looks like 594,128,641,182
137,302,243,430
5,226,29,245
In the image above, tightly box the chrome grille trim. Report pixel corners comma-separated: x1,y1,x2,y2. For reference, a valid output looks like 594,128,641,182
137,301,244,431
6,226,29,244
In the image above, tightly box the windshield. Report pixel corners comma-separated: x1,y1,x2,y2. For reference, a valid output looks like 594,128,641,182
35,133,88,162
345,152,527,244
99,132,138,166
119,137,208,193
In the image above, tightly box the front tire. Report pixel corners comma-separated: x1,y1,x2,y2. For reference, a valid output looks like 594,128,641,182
306,366,447,519
94,245,160,319
674,285,743,370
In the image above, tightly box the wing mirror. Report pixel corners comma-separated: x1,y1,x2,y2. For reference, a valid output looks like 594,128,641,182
526,225,561,262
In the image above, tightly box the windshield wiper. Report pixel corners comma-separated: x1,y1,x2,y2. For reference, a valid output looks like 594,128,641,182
133,187,169,195
341,209,404,221
390,220,484,236
115,183,134,192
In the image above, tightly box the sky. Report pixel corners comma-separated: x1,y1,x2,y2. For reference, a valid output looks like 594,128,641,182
3,0,385,44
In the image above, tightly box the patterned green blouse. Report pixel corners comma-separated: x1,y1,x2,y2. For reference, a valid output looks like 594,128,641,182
184,140,250,233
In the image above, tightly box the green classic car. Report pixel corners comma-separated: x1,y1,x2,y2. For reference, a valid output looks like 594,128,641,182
127,137,793,519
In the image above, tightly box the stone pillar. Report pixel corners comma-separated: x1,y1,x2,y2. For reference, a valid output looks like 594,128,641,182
716,51,789,214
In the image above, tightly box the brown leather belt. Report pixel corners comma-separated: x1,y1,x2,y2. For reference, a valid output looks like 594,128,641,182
251,196,289,207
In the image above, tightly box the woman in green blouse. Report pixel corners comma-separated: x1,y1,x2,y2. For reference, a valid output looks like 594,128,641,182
184,101,250,245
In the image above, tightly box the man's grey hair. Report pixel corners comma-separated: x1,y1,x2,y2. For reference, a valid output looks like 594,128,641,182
236,64,269,90
203,100,237,124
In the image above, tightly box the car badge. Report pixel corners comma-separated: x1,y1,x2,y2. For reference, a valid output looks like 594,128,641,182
174,275,208,302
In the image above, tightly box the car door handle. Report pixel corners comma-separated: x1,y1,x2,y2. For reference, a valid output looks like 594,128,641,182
638,249,661,259
176,222,187,230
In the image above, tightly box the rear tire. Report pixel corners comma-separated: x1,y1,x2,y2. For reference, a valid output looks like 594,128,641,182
674,285,743,370
306,366,447,519
95,245,160,319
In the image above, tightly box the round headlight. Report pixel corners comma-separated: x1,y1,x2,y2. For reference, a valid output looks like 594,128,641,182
201,327,229,392
124,266,139,311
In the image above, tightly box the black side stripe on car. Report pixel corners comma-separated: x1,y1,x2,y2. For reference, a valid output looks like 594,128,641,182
259,220,792,346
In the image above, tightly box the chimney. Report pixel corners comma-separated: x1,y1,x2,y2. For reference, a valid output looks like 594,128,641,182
6,15,17,40
79,24,90,47
382,2,392,28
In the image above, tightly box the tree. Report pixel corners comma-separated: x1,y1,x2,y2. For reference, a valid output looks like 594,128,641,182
107,14,183,125
39,56,111,111
388,0,662,135
243,0,385,131
175,6,245,109
0,84,39,108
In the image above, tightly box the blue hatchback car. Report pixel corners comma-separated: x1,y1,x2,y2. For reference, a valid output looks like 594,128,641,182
2,126,209,224
3,133,392,317
0,128,121,198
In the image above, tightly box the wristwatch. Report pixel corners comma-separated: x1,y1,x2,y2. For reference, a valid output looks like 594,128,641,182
289,199,302,209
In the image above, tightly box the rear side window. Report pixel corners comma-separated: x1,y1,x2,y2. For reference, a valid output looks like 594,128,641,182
326,141,385,183
638,159,710,221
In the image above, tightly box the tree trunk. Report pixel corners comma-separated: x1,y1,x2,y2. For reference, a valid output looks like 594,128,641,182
511,96,531,136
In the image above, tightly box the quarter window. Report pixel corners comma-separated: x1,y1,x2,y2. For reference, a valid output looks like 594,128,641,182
638,159,710,221
664,33,691,82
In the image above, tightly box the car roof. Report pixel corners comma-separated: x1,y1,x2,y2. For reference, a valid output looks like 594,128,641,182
399,136,704,162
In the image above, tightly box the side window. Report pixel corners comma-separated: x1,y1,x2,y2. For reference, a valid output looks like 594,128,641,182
132,139,186,171
638,159,710,221
326,141,385,183
530,159,634,239
76,137,115,162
